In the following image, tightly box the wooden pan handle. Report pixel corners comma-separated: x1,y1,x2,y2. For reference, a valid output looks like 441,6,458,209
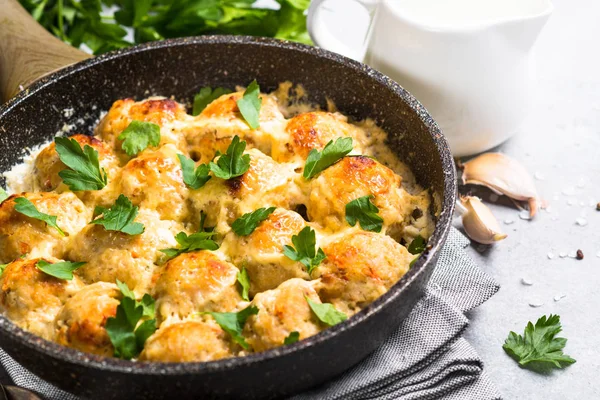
0,0,91,103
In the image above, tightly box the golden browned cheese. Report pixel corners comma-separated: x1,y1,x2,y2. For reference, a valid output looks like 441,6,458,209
54,282,120,357
65,208,182,293
244,279,323,352
139,319,237,362
0,192,91,263
153,250,242,323
0,258,84,340
222,208,309,296
314,229,412,315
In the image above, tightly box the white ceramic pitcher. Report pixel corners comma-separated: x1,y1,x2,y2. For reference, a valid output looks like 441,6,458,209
307,0,553,157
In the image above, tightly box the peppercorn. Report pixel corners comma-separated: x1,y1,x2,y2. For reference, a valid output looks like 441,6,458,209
576,249,584,260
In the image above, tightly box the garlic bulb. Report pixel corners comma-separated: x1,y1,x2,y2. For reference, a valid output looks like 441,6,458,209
458,196,507,244
460,153,539,217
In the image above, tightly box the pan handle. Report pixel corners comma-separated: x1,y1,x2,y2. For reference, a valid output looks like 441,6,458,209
0,0,91,103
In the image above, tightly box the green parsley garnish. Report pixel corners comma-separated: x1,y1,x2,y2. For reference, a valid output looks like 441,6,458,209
0,188,8,203
503,314,576,371
232,207,276,236
35,260,85,280
345,195,383,233
116,279,155,318
236,267,251,301
178,154,212,190
0,263,9,275
160,231,219,260
14,197,65,236
283,226,326,275
303,137,353,179
193,87,232,116
236,80,262,129
90,194,145,235
209,135,251,180
55,137,108,191
204,305,258,350
407,235,426,255
306,297,347,326
284,331,300,345
118,120,161,156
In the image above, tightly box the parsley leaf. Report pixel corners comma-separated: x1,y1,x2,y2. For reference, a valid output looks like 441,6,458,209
118,120,161,156
178,154,212,190
503,315,576,371
306,297,347,326
55,137,108,191
408,235,426,255
237,267,251,301
209,135,251,180
14,197,65,236
0,263,7,275
204,305,258,350
284,331,300,345
345,195,383,233
0,188,8,203
35,260,85,280
283,226,326,275
232,207,276,236
116,279,155,319
160,231,219,260
90,194,145,235
236,80,262,129
193,86,232,116
303,137,353,179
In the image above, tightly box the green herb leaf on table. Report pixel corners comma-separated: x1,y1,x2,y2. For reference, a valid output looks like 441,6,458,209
503,314,576,371
283,226,326,275
236,80,262,129
237,267,251,301
160,231,219,260
35,260,85,280
204,305,259,350
178,154,212,190
118,120,161,156
0,188,8,203
193,87,232,116
284,331,300,345
55,137,108,191
408,235,426,255
303,137,353,179
209,135,251,180
345,195,383,233
14,197,65,236
90,194,145,235
232,207,276,236
306,297,347,327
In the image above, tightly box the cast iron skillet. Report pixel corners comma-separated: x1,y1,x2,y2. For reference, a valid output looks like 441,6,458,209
0,4,456,400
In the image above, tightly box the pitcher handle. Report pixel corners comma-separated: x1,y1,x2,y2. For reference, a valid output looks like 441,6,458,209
307,0,378,61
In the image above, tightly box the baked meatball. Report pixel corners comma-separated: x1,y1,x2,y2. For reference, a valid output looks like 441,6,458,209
95,97,190,158
0,258,84,340
244,279,323,352
305,156,407,233
0,192,91,263
185,91,287,163
222,208,310,295
65,208,183,293
153,251,242,323
314,230,412,314
118,144,190,222
139,319,237,362
54,282,120,357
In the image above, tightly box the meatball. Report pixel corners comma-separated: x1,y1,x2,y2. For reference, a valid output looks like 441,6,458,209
118,144,190,222
184,91,287,163
0,192,91,263
95,97,190,158
153,251,242,323
222,208,310,295
65,208,183,293
0,258,84,340
54,282,120,357
305,156,407,233
139,319,237,362
244,279,323,352
314,230,411,314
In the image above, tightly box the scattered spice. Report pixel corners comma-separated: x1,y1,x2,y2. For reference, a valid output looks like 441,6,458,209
576,249,584,260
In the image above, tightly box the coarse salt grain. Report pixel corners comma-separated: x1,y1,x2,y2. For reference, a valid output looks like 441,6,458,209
504,219,515,225
547,252,555,259
559,252,568,258
529,302,544,308
575,217,588,226
521,278,534,286
519,210,531,220
568,250,578,258
554,294,567,302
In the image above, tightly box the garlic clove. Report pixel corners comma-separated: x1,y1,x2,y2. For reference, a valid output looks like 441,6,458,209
459,196,507,244
460,153,539,217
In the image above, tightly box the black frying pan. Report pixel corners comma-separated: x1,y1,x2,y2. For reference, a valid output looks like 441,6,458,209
0,2,456,399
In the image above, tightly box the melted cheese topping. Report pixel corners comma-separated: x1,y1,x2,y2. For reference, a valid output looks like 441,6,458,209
0,84,435,362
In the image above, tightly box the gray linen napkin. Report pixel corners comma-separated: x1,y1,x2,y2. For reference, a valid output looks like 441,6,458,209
0,228,501,399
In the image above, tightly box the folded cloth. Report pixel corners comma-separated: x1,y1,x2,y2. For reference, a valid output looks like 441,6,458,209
0,228,501,400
